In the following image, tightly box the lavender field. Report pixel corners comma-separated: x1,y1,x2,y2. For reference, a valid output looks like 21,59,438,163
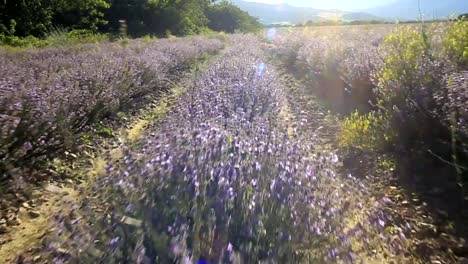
0,21,467,264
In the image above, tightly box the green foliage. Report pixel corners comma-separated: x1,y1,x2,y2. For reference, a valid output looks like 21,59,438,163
177,0,211,35
1,0,259,42
373,25,443,151
66,29,108,42
0,0,54,37
367,22,468,184
46,28,109,47
0,0,109,37
0,33,48,48
51,0,110,31
376,26,432,107
103,0,212,37
340,111,394,152
443,20,468,67
0,29,108,48
206,0,261,33
459,13,468,21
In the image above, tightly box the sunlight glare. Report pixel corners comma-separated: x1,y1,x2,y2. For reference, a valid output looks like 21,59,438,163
257,62,266,77
266,27,277,41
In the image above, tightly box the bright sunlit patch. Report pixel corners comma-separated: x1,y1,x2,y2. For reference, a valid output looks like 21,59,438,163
266,27,277,41
257,62,266,76
274,2,285,11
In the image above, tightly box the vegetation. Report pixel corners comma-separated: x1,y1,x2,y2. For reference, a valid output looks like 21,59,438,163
340,111,394,152
0,0,467,261
32,35,405,263
271,21,468,201
0,0,261,47
0,37,223,183
206,0,261,33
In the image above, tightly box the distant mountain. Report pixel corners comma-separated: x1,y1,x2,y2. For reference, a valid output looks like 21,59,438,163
230,0,467,24
359,0,467,20
229,0,384,25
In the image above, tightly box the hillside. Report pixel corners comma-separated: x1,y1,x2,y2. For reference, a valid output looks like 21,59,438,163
359,0,468,20
229,0,383,25
230,0,467,24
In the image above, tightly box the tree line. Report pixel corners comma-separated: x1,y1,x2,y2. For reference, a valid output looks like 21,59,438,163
0,0,261,38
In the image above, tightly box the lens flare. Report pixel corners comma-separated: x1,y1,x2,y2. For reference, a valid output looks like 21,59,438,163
266,27,277,41
257,62,266,76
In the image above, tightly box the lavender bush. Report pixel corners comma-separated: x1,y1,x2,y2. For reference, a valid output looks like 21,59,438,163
0,37,224,183
271,26,389,112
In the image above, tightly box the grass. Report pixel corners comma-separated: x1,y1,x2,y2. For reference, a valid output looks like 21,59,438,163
0,28,109,49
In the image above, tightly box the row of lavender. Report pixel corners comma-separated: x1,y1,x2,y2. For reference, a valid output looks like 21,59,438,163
0,37,224,183
42,35,407,263
271,26,387,113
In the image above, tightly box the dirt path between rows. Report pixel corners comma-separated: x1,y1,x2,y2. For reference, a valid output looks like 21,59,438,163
275,68,396,262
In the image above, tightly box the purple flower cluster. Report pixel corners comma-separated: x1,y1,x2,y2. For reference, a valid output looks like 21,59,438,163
0,37,224,181
43,35,405,263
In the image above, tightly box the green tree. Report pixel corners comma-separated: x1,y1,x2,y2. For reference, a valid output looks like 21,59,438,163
206,0,260,33
51,0,110,31
103,0,212,36
1,0,258,38
175,0,210,35
0,0,53,36
103,0,148,36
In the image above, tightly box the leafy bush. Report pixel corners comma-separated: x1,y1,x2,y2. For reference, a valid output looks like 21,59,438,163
0,0,109,37
45,28,109,47
51,0,110,31
0,1,53,37
0,29,108,48
373,25,459,154
340,111,394,152
0,33,48,48
206,0,261,33
443,20,468,67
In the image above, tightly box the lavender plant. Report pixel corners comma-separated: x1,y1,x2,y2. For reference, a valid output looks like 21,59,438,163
0,37,224,183
271,26,389,112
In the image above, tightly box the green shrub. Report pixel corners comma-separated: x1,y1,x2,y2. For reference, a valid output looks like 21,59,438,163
0,28,109,48
375,26,432,108
141,34,158,42
206,0,261,33
46,28,109,47
443,20,468,67
372,25,453,151
340,111,394,152
67,29,109,43
370,22,467,186
0,33,48,48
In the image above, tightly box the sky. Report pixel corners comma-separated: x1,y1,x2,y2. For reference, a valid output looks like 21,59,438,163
243,0,397,11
